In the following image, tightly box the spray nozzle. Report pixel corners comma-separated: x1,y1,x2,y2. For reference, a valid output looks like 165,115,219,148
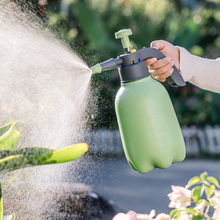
91,64,102,74
91,58,123,75
91,29,132,74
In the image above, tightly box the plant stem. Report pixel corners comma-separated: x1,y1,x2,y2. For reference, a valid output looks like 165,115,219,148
204,205,210,218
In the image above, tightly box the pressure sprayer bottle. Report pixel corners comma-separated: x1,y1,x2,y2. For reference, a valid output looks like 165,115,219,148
91,29,186,174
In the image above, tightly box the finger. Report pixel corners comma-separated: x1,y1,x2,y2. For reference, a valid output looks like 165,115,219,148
153,68,174,82
145,57,157,66
153,75,165,82
150,40,167,50
150,61,174,76
151,57,172,69
147,65,154,71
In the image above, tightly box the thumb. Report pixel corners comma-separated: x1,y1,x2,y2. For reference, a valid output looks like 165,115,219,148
150,40,166,51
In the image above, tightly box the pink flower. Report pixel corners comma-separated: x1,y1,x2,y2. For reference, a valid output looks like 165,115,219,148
155,213,170,220
210,190,220,207
112,210,137,220
194,200,206,214
112,212,130,220
167,185,191,209
178,213,191,220
127,211,138,220
212,209,220,220
136,209,155,219
209,190,220,219
39,0,47,5
112,210,156,220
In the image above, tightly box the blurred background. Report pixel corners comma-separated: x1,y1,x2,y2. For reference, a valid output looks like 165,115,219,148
33,0,220,159
9,0,220,217
46,0,220,130
20,0,220,129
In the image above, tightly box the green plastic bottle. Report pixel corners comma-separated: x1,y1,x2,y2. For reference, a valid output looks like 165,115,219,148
115,75,185,173
91,29,186,173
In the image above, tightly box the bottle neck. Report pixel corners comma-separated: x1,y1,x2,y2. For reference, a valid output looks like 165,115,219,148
117,52,150,83
118,61,150,83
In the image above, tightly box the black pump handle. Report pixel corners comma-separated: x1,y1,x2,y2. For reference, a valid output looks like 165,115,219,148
139,47,186,87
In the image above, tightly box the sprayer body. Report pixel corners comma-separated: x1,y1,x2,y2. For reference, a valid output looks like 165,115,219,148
91,28,186,174
115,76,186,174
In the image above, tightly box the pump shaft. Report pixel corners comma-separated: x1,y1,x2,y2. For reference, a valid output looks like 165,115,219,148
91,58,123,75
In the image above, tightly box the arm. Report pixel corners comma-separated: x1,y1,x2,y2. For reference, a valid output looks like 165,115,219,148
145,40,220,94
178,46,220,93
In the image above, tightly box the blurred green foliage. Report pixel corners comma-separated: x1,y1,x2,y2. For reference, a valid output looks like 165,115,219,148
48,0,220,129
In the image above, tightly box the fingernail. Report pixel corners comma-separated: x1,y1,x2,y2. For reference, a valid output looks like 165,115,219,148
169,68,174,73
167,57,172,62
151,58,157,63
170,61,174,66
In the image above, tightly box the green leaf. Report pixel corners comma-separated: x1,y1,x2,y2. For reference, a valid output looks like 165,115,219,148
44,143,89,164
0,143,89,173
197,199,210,207
207,177,220,188
192,215,203,220
170,209,178,218
75,1,111,48
175,210,181,219
193,186,202,203
0,147,53,160
0,122,13,136
0,183,2,220
187,207,196,212
0,120,16,144
205,184,215,198
3,215,15,220
186,176,201,188
200,172,208,181
15,147,53,156
0,130,20,151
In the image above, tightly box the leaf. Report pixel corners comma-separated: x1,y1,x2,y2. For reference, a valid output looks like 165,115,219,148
192,215,203,220
207,176,220,188
0,120,16,144
3,215,15,220
186,176,201,188
0,130,20,151
16,147,53,156
75,1,111,48
0,143,89,173
170,209,178,218
197,199,210,207
193,186,202,203
0,183,2,220
205,184,215,198
0,122,13,136
200,172,208,181
44,143,89,164
0,147,53,160
187,207,196,212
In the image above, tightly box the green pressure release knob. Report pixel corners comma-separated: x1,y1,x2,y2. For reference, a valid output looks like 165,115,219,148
115,29,132,52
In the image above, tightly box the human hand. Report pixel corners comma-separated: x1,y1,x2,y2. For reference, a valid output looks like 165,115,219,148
145,40,180,82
